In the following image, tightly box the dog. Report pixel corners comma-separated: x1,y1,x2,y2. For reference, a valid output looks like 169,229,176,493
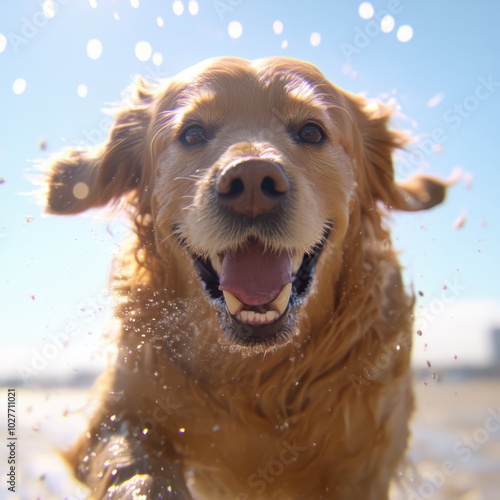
45,56,447,499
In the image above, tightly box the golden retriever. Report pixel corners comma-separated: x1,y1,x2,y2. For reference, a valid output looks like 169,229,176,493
45,56,447,499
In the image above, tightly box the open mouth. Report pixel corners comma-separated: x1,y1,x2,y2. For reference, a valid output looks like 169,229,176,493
191,227,330,347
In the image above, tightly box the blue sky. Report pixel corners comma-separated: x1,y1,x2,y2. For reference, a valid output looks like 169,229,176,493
1,0,499,375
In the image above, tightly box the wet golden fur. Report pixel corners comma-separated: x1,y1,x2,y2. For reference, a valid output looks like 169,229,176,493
45,57,447,499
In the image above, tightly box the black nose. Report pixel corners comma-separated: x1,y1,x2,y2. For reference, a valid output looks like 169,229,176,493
215,159,290,217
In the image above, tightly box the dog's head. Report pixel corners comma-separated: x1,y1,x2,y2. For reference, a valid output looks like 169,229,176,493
45,56,447,349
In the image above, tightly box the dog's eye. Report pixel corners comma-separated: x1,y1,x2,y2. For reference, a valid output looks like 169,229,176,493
181,125,208,146
297,123,325,144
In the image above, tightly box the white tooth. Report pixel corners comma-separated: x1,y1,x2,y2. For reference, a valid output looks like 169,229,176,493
222,291,242,315
240,310,249,323
266,310,278,323
248,311,256,323
293,253,303,274
272,283,292,316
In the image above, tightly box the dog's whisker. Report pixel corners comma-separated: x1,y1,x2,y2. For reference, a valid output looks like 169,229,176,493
172,175,203,183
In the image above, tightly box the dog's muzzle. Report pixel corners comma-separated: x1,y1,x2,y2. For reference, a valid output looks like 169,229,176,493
186,158,330,348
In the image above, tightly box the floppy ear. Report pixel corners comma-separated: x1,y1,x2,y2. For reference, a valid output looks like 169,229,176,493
343,91,449,212
45,77,155,215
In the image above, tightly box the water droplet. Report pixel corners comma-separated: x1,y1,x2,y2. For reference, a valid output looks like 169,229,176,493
77,84,88,98
228,21,243,39
42,1,56,19
13,78,27,95
87,39,103,60
135,41,152,62
152,52,163,66
73,182,89,200
310,32,321,47
0,33,7,53
359,2,374,19
273,20,283,35
172,0,184,16
188,0,199,15
453,210,468,230
380,14,395,33
397,25,413,43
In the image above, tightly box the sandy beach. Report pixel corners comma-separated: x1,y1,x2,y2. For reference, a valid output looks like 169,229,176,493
2,375,499,499
404,375,500,500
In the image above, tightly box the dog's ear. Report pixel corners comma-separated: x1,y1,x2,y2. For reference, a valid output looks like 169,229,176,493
45,77,155,215
343,92,448,212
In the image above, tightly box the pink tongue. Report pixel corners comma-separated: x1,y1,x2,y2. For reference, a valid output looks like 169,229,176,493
219,240,293,306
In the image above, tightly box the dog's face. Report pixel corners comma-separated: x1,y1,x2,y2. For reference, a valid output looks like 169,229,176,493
150,57,357,346
46,56,446,349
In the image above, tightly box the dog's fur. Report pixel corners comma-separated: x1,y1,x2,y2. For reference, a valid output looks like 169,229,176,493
45,57,447,499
